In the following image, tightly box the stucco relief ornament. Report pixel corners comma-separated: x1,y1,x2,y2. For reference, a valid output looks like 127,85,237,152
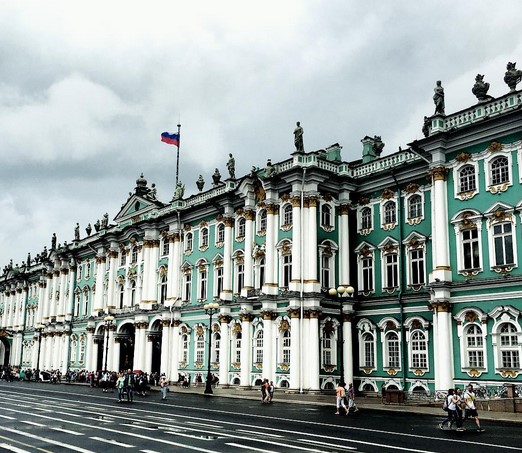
455,152,471,163
405,183,420,194
381,188,395,200
504,62,522,92
487,141,504,153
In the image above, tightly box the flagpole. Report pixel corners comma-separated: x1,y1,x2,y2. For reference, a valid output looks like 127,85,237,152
175,123,181,188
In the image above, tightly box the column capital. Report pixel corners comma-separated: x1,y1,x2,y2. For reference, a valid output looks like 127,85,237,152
429,300,450,312
239,312,254,322
287,308,301,318
429,166,448,182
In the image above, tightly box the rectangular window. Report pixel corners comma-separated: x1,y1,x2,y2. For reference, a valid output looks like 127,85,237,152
501,351,520,368
236,264,244,294
493,223,514,266
410,249,425,285
282,255,292,288
321,255,331,288
215,267,223,297
468,350,484,368
362,257,373,291
462,228,480,270
385,253,398,288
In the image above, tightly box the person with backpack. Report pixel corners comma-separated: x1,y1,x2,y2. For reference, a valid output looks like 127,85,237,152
439,388,455,429
463,384,485,432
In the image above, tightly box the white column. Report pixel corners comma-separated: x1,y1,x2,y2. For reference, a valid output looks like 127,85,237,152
221,217,234,301
302,313,310,389
308,310,320,390
50,270,60,319
262,205,278,295
339,204,351,286
107,327,115,371
106,251,118,309
147,241,160,304
290,197,301,292
433,301,453,391
86,328,95,371
242,211,255,295
66,267,76,321
160,320,171,376
42,274,52,324
140,244,151,308
133,321,147,371
219,315,231,385
430,167,451,281
111,338,121,373
170,319,181,382
343,313,354,385
93,256,106,313
61,333,71,374
262,312,275,380
289,309,301,390
144,335,153,374
306,197,319,292
167,233,181,302
57,269,67,322
240,314,252,386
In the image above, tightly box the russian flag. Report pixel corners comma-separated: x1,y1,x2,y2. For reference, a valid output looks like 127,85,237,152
161,131,180,146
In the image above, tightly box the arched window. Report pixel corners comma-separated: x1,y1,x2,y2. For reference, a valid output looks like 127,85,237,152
198,266,207,300
322,331,333,366
216,223,225,243
196,334,205,363
159,274,167,304
321,204,332,228
281,330,291,365
185,232,193,252
383,201,396,224
162,240,170,256
282,254,292,288
258,209,267,232
490,156,509,185
459,165,476,193
283,204,293,226
321,254,332,289
213,332,221,363
118,284,124,309
362,332,375,368
235,261,244,294
181,334,189,362
74,292,81,317
464,324,484,368
361,207,372,230
120,251,126,266
183,271,192,301
237,218,246,238
233,331,242,363
131,246,138,264
214,265,223,297
385,332,400,368
410,330,427,369
255,257,266,289
499,323,519,368
200,228,209,248
254,330,264,364
408,195,422,219
130,280,136,306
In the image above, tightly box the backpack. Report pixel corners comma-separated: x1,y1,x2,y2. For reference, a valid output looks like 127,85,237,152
442,396,449,411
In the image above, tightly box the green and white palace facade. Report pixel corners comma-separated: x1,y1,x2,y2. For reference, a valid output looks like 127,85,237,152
1,83,522,398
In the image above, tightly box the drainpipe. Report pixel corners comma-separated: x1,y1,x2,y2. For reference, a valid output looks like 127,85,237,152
299,168,306,393
391,171,407,393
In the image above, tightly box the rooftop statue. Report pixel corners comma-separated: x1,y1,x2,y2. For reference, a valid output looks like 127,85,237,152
294,121,304,152
504,62,522,92
85,223,92,236
264,159,276,178
101,213,109,229
433,80,445,115
227,153,236,179
372,136,385,156
74,223,80,241
212,168,222,186
196,175,205,192
172,181,185,201
51,233,57,250
422,116,430,138
94,219,101,232
472,74,490,101
149,183,157,200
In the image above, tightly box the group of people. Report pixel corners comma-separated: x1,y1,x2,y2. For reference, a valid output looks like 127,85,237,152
335,382,356,415
440,384,485,432
260,378,275,403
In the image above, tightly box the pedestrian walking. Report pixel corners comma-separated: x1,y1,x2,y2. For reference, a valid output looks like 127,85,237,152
463,384,485,432
269,381,275,403
451,387,465,431
124,369,135,403
159,374,169,400
439,388,455,429
346,383,357,413
116,372,125,402
335,381,348,415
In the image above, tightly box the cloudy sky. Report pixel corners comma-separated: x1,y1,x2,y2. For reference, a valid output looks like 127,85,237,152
1,0,521,269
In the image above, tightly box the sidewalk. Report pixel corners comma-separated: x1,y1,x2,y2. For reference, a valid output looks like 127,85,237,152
161,384,522,424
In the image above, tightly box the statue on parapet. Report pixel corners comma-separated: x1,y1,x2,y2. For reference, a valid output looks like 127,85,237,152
74,223,80,241
433,80,445,115
472,74,491,101
372,136,385,156
172,181,185,201
196,175,205,192
264,159,276,178
51,233,57,250
86,223,92,236
212,168,222,186
504,62,522,92
94,219,100,232
101,213,109,229
294,121,304,152
422,116,431,138
149,183,157,200
227,153,236,179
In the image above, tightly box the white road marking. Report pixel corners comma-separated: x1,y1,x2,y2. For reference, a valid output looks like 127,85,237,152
186,420,223,428
0,415,16,420
51,427,83,435
20,421,45,427
236,429,284,438
226,443,280,453
0,443,31,453
90,436,134,448
0,426,97,453
120,423,157,431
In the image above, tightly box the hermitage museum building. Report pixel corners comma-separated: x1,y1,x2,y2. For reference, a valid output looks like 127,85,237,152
1,71,522,401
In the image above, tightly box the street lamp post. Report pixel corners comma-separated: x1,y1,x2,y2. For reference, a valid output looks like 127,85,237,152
203,302,220,395
35,323,44,382
328,285,354,384
103,316,115,372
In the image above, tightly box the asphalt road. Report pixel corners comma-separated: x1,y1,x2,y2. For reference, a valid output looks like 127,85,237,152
0,382,520,453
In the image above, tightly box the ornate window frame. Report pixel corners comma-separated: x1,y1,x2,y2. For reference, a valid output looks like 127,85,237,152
484,203,517,273
405,192,424,225
236,217,246,242
358,205,374,236
484,147,512,194
404,316,430,376
451,210,484,277
378,238,399,293
320,202,335,232
378,317,401,374
195,259,208,303
277,318,291,369
215,222,225,247
357,318,377,374
280,203,293,231
452,153,479,200
489,305,521,378
355,242,375,295
276,239,292,289
320,317,340,370
257,208,267,236
232,250,245,296
403,233,426,290
319,240,337,290
454,308,488,377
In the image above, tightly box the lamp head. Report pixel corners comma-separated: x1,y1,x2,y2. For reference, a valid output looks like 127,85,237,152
328,288,337,296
